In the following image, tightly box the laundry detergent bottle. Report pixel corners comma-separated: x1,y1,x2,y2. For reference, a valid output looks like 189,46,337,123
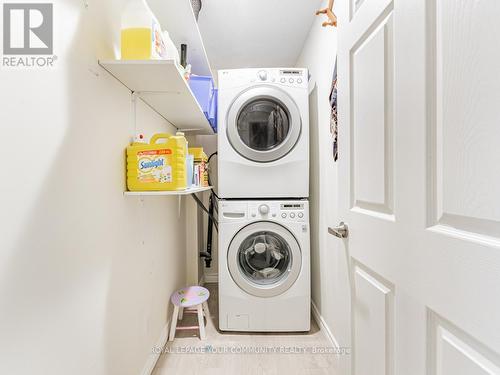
121,0,166,60
127,133,188,191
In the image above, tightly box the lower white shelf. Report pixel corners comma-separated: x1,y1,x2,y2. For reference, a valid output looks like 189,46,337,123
124,186,212,196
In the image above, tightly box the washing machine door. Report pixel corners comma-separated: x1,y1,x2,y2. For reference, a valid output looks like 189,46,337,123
226,86,302,163
227,221,302,297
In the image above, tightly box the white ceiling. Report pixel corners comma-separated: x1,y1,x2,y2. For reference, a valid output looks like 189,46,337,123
197,0,323,71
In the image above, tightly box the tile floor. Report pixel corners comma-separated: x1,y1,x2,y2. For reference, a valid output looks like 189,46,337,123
152,284,338,375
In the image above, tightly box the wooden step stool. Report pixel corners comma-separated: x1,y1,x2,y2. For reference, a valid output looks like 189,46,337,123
169,286,210,341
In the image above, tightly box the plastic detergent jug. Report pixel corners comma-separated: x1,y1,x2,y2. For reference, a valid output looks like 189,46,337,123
173,131,188,156
127,133,187,191
121,0,166,60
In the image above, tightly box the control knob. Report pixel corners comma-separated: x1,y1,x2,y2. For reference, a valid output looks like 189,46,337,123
259,204,270,215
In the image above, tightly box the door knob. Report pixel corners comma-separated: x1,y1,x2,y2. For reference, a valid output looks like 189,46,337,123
328,222,349,239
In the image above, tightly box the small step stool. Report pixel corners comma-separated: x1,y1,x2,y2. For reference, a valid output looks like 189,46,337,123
169,286,210,341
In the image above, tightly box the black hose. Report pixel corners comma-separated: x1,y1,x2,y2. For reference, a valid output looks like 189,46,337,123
193,152,220,267
207,152,219,199
191,193,218,231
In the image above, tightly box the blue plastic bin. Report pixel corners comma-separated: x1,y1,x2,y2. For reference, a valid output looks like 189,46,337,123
189,76,217,132
208,88,218,131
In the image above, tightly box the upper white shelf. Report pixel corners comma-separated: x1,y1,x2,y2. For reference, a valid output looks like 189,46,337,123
147,0,213,78
98,59,214,135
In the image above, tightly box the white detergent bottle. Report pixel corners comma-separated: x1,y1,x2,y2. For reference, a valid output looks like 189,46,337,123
121,0,166,60
162,31,180,64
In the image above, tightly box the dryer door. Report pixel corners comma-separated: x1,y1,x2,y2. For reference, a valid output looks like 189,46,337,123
227,221,302,297
226,86,302,162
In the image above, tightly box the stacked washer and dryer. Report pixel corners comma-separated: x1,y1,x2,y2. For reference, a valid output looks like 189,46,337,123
217,68,311,332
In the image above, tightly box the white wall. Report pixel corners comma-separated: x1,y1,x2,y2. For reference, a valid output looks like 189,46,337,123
198,0,322,70
296,0,351,350
0,1,188,374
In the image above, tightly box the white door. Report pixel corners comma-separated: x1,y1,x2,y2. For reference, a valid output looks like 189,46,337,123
336,0,500,374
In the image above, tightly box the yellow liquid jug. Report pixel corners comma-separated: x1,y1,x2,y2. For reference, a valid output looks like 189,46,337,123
120,0,166,60
121,28,152,60
127,133,187,191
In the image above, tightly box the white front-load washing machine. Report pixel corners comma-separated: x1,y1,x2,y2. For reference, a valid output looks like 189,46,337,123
218,199,310,332
217,68,309,198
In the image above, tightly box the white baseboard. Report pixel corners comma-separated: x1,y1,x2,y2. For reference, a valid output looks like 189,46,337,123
140,322,169,375
311,300,340,350
204,273,218,283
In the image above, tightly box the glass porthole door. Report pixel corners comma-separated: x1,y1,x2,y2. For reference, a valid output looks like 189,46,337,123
227,222,302,297
226,86,302,163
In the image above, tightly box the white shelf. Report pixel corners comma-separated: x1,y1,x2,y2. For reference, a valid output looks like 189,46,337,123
124,186,213,196
147,0,213,77
98,59,214,135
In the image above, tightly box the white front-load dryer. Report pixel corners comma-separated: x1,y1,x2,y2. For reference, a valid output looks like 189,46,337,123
217,68,309,198
218,199,310,332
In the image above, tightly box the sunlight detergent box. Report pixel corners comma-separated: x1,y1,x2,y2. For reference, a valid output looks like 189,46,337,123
188,147,209,187
127,133,187,191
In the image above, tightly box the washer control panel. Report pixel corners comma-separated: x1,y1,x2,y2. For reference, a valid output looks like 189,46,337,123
278,202,306,222
248,202,307,222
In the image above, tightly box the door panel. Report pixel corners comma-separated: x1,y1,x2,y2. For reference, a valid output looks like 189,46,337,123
351,13,394,217
351,0,366,19
353,262,394,375
428,311,500,375
428,0,500,240
337,0,500,374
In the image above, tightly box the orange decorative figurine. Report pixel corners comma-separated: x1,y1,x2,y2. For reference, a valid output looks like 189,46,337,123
316,0,337,27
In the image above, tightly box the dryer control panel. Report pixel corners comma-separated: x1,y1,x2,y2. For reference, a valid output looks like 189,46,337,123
258,69,308,89
218,68,308,89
